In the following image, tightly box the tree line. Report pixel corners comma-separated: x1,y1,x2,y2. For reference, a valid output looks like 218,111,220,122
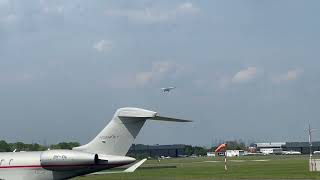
0,140,80,152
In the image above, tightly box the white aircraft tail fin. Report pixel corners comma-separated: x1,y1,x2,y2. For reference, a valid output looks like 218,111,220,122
73,107,190,156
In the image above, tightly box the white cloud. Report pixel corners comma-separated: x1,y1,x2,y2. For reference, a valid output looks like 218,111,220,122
93,40,113,53
272,69,304,83
286,69,302,80
107,61,180,88
218,76,231,88
0,14,18,25
0,71,38,85
43,6,64,14
232,67,257,83
39,0,64,14
0,0,9,6
134,61,173,86
105,2,199,24
135,71,153,86
0,0,18,26
176,2,198,14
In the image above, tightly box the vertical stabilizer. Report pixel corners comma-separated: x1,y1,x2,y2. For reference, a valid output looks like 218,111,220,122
73,107,191,156
73,107,156,155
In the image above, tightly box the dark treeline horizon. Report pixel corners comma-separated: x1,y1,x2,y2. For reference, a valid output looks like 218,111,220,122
0,140,80,152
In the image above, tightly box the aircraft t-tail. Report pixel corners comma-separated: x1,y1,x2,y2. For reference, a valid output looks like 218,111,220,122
0,107,191,180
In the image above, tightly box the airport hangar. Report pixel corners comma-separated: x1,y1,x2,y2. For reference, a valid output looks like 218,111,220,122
252,142,320,154
128,144,187,157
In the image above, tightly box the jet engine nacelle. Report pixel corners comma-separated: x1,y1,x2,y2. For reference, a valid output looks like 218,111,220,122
40,150,99,171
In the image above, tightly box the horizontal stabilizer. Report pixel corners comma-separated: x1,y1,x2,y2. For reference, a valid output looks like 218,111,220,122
116,107,192,122
150,115,192,122
88,159,147,175
124,158,147,172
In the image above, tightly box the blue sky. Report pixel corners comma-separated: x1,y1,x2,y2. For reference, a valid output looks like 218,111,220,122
0,0,320,146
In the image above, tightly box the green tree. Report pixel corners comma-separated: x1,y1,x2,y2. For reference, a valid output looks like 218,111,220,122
0,140,11,152
226,140,246,150
184,145,194,156
50,142,80,150
193,146,207,156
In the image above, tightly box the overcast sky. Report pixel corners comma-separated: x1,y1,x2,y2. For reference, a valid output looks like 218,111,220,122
1,0,320,147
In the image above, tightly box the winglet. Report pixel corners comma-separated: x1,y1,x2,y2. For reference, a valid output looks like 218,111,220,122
124,158,147,173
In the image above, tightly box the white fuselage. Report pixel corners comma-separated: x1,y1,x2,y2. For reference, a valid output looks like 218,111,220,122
0,151,132,180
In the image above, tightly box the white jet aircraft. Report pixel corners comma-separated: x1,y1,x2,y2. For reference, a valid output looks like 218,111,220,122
161,87,175,93
0,107,190,180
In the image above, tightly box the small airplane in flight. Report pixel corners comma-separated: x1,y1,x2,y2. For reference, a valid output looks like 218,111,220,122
161,86,175,93
0,107,190,180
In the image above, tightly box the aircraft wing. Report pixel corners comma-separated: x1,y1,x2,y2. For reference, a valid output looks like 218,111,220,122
88,159,147,175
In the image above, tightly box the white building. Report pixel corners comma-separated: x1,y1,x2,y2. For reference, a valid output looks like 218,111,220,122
260,148,283,155
226,150,246,157
255,142,286,148
206,152,216,157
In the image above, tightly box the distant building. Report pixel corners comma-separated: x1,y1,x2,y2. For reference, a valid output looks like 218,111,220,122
284,142,320,154
251,141,320,154
127,144,187,157
226,150,246,157
260,148,283,155
248,146,257,153
255,142,286,150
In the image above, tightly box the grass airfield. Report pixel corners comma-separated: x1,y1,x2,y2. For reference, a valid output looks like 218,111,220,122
75,155,320,180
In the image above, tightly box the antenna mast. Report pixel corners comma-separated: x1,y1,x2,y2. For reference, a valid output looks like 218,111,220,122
308,124,317,160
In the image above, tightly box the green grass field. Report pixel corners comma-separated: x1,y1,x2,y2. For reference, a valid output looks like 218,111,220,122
74,155,320,180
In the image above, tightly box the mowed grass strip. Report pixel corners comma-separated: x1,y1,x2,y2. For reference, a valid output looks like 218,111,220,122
75,155,320,180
